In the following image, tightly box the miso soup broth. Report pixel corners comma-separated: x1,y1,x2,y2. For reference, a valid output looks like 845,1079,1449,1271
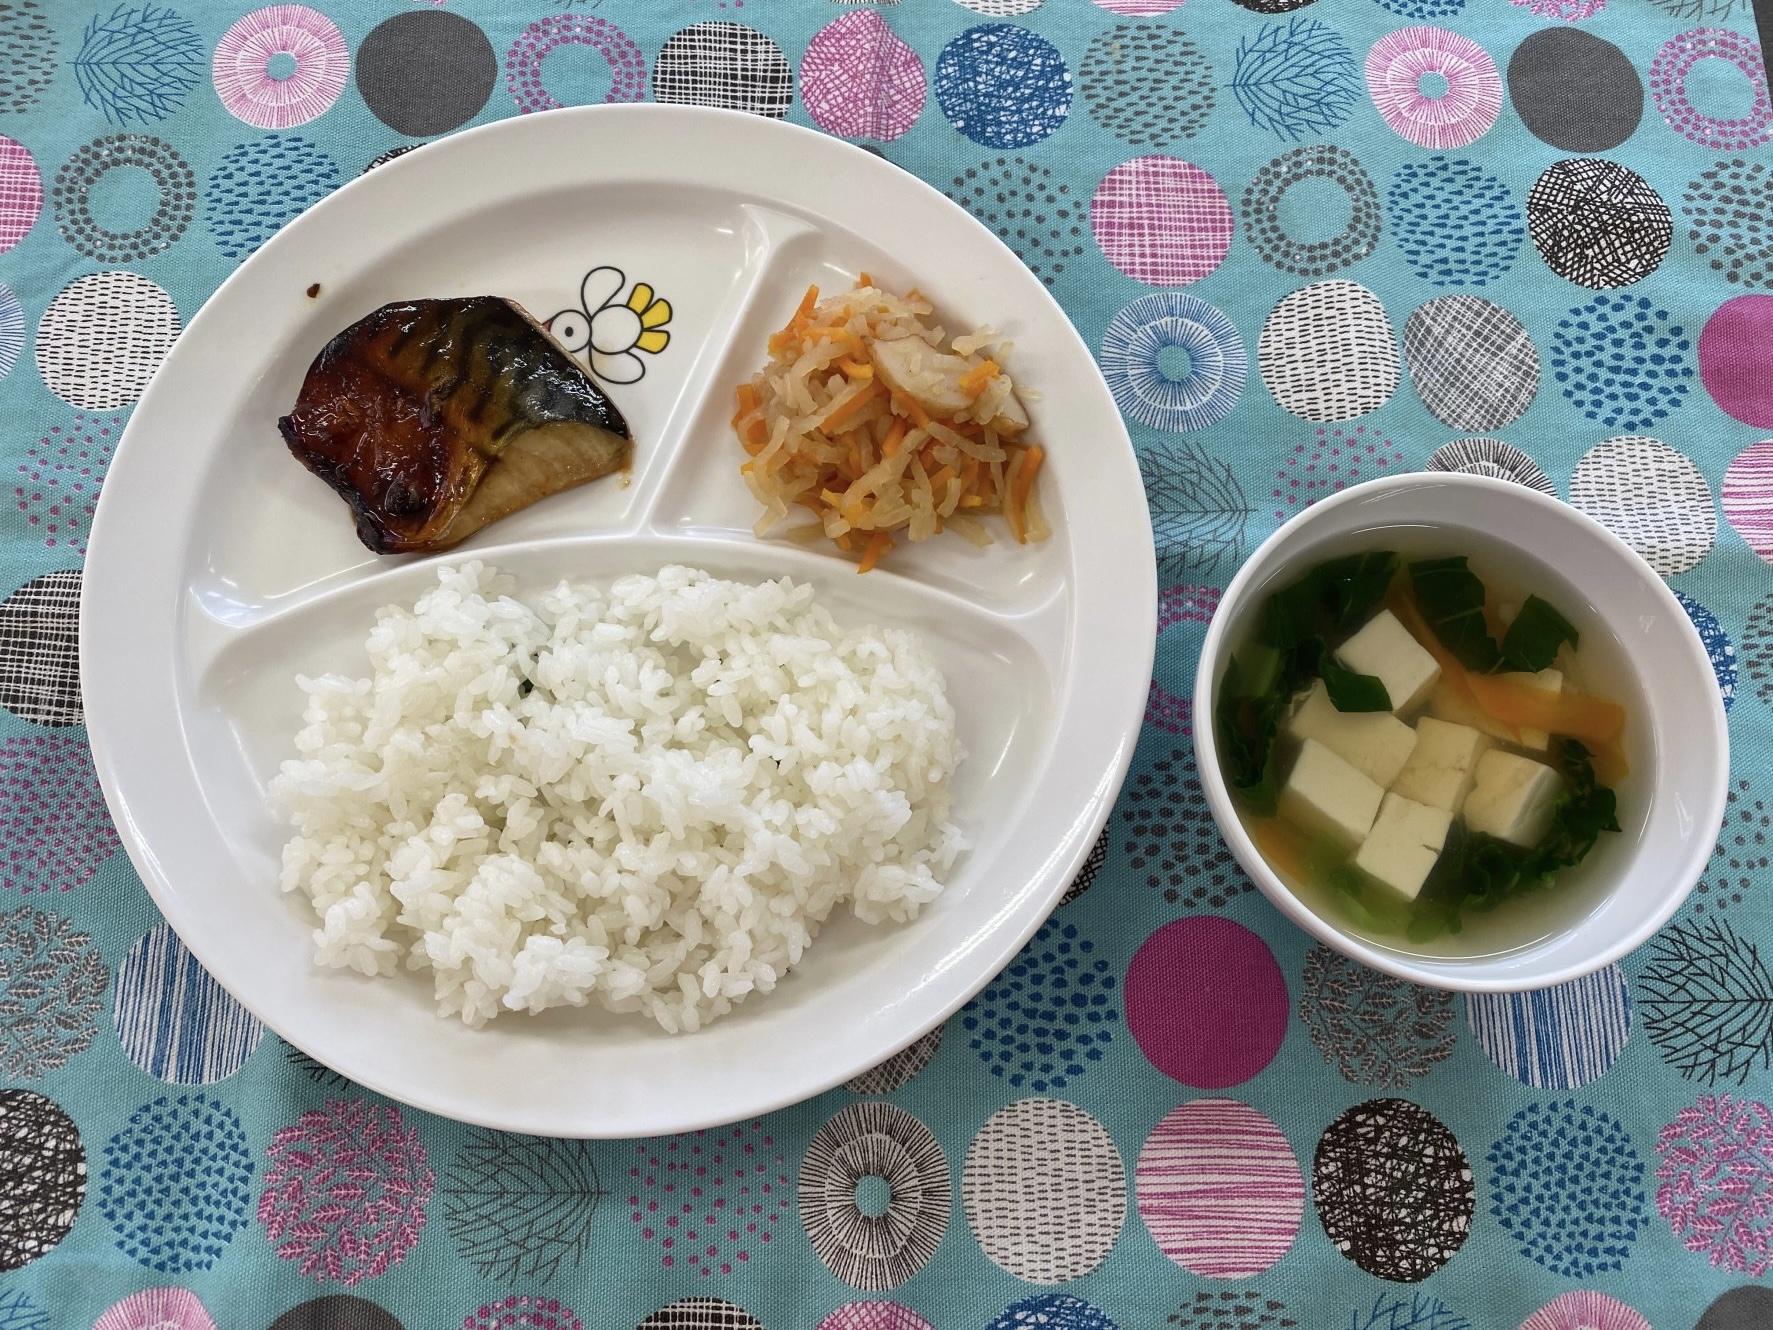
1215,524,1650,961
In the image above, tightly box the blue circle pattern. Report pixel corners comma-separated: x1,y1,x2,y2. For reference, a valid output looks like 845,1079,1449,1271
1389,158,1521,288
1676,590,1737,711
0,284,21,381
1551,293,1693,430
1231,18,1361,142
115,922,264,1085
1101,294,1247,434
990,1296,1119,1330
1466,966,1632,1089
1373,0,1465,15
935,26,1071,150
100,1093,253,1272
1486,1101,1645,1278
206,135,340,259
959,916,1116,1092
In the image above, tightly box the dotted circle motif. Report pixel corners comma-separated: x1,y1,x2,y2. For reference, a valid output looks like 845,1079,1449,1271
1313,1098,1473,1282
206,135,338,260
357,11,497,137
212,6,348,130
36,271,180,411
1389,157,1519,287
1119,746,1245,909
963,1098,1126,1283
628,1121,790,1277
0,570,82,727
0,2,55,114
1078,25,1213,148
1508,29,1643,153
654,23,792,119
1259,281,1399,421
945,157,1088,286
1241,145,1379,277
1404,296,1539,431
1136,1099,1303,1277
1299,945,1456,1088
1488,1101,1646,1276
0,734,118,894
1552,294,1693,430
0,1090,82,1272
1511,0,1606,20
1691,778,1766,914
1101,293,1246,433
801,12,926,142
0,905,107,1079
1092,156,1232,286
935,25,1070,149
845,1024,944,1094
1650,28,1772,150
1685,158,1773,287
505,15,647,114
1272,425,1404,519
1528,158,1673,289
799,1101,949,1290
52,134,194,262
461,1296,583,1330
1570,435,1716,575
15,413,118,556
101,1094,252,1272
114,922,264,1085
1167,1291,1298,1330
1426,438,1555,494
1467,966,1633,1089
960,916,1115,1092
1365,26,1502,150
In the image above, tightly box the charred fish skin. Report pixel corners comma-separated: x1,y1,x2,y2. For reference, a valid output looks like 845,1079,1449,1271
278,297,632,555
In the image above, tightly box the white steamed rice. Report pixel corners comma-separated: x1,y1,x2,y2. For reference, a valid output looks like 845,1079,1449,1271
274,562,965,1032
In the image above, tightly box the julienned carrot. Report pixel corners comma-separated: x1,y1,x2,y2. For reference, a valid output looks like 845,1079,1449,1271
958,358,999,399
881,419,907,458
836,358,873,380
1248,817,1310,884
1008,445,1044,544
822,382,881,429
890,391,931,429
857,530,892,573
1464,673,1626,744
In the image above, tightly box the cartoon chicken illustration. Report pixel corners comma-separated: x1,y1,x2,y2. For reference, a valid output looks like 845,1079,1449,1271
546,266,672,385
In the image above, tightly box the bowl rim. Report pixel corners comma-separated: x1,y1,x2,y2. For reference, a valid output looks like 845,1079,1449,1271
1190,469,1730,992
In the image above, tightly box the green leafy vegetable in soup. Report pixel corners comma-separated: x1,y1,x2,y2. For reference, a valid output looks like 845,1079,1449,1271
1218,549,1625,945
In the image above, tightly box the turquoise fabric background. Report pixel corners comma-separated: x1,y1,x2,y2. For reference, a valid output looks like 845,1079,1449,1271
0,1,1770,1328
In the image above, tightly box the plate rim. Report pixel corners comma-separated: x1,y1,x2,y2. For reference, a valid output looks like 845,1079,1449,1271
80,104,1157,1135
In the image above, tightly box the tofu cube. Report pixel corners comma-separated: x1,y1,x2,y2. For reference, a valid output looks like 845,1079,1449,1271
1337,610,1442,714
1278,739,1383,851
1285,681,1419,788
1391,717,1489,814
1352,793,1452,901
1495,668,1563,752
1464,750,1564,848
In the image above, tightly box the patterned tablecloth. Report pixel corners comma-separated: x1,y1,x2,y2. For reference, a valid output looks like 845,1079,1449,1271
1,1,1772,1327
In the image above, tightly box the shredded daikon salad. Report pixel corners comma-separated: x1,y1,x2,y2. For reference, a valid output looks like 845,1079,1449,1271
732,278,1049,572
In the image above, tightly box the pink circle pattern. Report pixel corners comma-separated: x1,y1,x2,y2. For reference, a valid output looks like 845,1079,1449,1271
1135,1099,1304,1277
504,14,647,114
1520,1292,1651,1330
1723,439,1773,564
1091,157,1232,286
1090,0,1185,14
1366,27,1502,150
1510,0,1606,21
629,1119,790,1277
1655,1093,1773,1276
1125,917,1288,1088
1273,426,1403,520
212,6,348,130
1,735,120,894
1649,29,1772,150
15,413,117,554
93,1287,218,1330
462,1295,584,1330
1700,295,1773,429
259,1098,435,1287
818,1304,935,1330
1144,685,1189,736
1158,585,1220,633
0,136,42,254
801,12,926,142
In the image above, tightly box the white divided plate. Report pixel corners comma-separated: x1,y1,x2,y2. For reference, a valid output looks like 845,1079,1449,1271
81,106,1155,1137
